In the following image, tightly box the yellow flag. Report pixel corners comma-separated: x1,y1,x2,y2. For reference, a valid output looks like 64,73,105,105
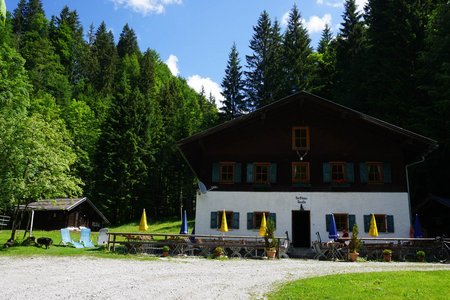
219,210,228,232
139,209,149,231
259,212,267,236
369,213,378,237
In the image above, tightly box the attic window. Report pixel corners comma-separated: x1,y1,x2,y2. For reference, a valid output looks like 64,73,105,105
220,162,235,184
292,126,310,151
331,162,346,183
367,162,383,184
254,163,270,184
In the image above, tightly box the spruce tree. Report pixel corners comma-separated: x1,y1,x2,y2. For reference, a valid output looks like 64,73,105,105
334,0,366,108
245,11,273,109
221,43,245,119
281,4,313,95
117,23,139,58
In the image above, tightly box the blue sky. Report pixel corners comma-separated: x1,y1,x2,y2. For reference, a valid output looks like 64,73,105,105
6,0,367,103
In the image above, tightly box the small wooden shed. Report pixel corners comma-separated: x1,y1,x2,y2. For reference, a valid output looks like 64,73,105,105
22,198,109,231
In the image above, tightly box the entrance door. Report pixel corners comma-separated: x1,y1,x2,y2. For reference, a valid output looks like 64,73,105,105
292,210,311,247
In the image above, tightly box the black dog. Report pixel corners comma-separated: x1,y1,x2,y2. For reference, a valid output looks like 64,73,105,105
36,237,53,249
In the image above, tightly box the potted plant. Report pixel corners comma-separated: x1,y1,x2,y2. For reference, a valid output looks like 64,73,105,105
383,249,392,262
416,250,425,262
348,224,362,262
214,246,224,258
264,219,278,259
162,245,170,257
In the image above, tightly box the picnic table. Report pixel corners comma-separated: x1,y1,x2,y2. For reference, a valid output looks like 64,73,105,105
107,232,287,258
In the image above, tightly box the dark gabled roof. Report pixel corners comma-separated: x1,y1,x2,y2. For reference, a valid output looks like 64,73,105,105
21,197,109,224
178,91,437,152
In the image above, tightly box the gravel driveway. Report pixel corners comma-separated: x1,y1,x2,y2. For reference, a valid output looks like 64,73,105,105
2,256,449,299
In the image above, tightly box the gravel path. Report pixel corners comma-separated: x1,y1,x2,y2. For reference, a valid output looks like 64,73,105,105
1,256,449,299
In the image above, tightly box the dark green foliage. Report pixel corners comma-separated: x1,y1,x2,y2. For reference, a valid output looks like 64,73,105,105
221,43,246,119
333,0,366,109
281,4,313,95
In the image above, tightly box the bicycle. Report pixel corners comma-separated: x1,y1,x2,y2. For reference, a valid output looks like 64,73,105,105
433,236,450,263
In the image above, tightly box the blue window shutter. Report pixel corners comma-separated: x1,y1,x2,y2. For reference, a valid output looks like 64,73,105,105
232,212,239,229
234,163,242,183
348,215,356,231
325,214,331,232
387,215,395,233
246,163,254,183
363,215,370,233
323,163,331,183
270,163,277,183
210,212,218,229
269,213,276,229
383,163,392,183
360,163,368,183
212,162,220,182
346,162,355,183
247,212,254,229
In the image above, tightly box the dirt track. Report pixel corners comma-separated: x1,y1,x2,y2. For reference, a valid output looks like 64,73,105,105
1,256,449,299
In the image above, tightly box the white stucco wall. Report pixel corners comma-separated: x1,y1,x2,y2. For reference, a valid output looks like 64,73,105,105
194,191,411,245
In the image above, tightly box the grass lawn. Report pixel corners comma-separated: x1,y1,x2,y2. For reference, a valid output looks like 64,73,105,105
0,218,193,258
267,271,450,300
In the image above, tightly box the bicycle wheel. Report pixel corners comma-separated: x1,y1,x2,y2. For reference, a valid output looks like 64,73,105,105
433,245,449,263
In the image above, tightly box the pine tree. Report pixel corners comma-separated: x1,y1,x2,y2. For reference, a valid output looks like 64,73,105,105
310,24,336,99
281,4,313,95
245,11,273,109
117,23,139,59
334,0,366,108
221,43,245,119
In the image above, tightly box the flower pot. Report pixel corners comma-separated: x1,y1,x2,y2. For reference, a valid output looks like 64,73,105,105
384,254,392,262
417,256,425,262
348,252,359,262
266,249,277,259
162,251,169,257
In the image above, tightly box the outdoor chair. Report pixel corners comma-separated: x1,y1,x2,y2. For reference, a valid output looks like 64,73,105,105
97,228,109,246
80,227,95,248
279,239,290,258
60,228,84,248
312,241,328,260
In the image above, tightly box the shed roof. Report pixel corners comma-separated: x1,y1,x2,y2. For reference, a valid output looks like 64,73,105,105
22,197,109,224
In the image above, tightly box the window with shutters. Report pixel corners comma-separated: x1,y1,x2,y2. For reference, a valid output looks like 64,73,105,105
253,211,270,229
218,210,234,229
374,214,387,232
220,162,235,184
334,213,349,231
254,163,270,184
367,162,383,184
292,126,310,150
292,162,310,183
331,162,346,183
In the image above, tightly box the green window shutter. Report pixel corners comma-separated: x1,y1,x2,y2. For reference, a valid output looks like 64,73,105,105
325,214,331,232
363,215,370,233
346,162,355,183
360,163,368,183
348,215,356,231
323,163,331,183
210,212,218,229
234,163,242,183
232,212,240,229
383,163,392,183
212,162,220,182
387,215,395,233
270,163,277,183
246,163,254,183
269,213,276,229
247,212,254,229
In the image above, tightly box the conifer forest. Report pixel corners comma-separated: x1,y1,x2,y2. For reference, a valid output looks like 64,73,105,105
1,1,449,226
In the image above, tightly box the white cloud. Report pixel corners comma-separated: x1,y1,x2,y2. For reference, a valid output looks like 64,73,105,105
316,0,342,8
355,0,368,12
281,11,290,27
303,14,332,34
111,0,182,15
187,75,224,105
165,54,180,76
